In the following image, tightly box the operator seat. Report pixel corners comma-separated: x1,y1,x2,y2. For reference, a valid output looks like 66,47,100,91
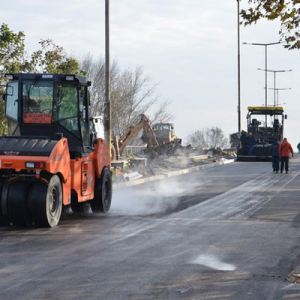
252,119,261,128
273,119,280,133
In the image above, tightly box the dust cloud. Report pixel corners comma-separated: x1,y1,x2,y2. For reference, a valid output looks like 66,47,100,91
111,179,190,216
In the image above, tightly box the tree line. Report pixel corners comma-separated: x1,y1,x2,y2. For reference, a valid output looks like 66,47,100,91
0,23,172,138
0,23,230,149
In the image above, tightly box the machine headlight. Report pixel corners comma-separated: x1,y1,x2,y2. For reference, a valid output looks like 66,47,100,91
25,162,45,169
5,74,14,80
66,75,75,81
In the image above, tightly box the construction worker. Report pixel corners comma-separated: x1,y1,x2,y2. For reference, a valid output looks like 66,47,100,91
271,138,280,173
279,138,294,174
247,132,255,155
297,142,300,153
240,131,248,155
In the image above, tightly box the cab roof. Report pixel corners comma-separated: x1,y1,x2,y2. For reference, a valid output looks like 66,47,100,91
5,73,91,86
247,106,284,115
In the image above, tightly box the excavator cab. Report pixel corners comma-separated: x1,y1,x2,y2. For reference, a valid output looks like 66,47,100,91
152,122,181,145
0,73,111,228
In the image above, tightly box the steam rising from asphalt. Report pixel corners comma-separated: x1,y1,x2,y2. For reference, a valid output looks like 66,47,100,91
111,179,186,216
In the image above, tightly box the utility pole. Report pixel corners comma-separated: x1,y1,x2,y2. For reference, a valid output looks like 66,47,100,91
105,0,111,156
237,0,241,133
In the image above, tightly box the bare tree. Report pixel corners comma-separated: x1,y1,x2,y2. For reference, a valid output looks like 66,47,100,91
79,54,118,117
187,126,229,149
79,55,174,138
150,100,174,125
111,65,160,136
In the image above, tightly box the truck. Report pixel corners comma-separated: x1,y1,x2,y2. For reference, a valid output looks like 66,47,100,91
0,73,112,227
237,106,286,161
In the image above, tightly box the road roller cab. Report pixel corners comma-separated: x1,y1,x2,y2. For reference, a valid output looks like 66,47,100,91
0,73,112,227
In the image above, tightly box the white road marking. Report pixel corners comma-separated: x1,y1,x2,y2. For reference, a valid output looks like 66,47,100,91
190,254,236,271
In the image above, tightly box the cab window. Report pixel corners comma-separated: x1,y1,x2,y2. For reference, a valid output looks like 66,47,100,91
22,80,53,114
79,87,89,146
6,81,18,120
56,84,80,139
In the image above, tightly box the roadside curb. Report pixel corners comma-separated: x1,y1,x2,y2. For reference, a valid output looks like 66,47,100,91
113,159,235,189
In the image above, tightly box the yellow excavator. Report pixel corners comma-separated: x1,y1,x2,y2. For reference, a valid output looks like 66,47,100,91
112,115,182,160
112,114,159,160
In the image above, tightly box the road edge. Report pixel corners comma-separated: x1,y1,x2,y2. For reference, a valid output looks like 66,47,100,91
114,159,235,189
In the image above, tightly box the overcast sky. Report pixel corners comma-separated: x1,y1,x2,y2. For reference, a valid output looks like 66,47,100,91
1,0,299,147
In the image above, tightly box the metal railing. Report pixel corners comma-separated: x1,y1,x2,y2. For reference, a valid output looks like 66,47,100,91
122,146,147,156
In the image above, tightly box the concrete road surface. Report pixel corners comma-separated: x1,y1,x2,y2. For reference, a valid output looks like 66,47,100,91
1,157,300,299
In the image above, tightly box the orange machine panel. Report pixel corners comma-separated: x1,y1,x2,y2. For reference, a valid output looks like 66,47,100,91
47,138,72,205
70,156,95,203
0,138,72,205
81,160,93,197
93,138,110,179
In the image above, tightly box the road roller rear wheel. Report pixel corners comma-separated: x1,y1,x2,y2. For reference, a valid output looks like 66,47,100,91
90,168,112,213
29,175,62,227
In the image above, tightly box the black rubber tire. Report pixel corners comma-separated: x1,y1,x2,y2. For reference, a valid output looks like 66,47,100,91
7,181,34,227
0,179,9,226
91,168,112,213
29,175,62,227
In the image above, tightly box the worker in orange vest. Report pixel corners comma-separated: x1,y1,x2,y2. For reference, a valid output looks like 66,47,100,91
279,138,294,174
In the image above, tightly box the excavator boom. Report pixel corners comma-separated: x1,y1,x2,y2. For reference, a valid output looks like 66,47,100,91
114,114,158,159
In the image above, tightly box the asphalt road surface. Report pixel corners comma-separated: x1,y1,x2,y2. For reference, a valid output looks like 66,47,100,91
1,157,300,300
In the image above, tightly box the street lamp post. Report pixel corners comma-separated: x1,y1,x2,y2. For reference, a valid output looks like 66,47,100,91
266,87,291,106
237,0,241,133
105,0,111,156
243,41,280,125
258,68,292,106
